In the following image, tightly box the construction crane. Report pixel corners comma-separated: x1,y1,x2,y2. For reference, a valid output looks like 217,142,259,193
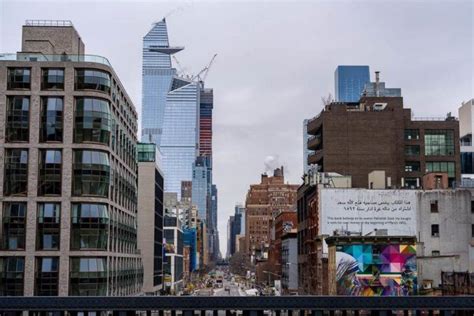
172,55,186,76
192,53,217,82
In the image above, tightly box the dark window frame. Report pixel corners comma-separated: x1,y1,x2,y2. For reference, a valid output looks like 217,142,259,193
7,68,31,90
5,96,30,142
40,97,64,142
41,68,65,90
75,69,111,94
38,149,62,196
4,148,28,196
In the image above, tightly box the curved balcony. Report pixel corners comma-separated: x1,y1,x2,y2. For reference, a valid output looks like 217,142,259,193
308,149,323,165
307,134,321,150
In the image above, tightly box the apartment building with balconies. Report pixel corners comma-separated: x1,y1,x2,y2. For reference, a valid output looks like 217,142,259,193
0,20,142,296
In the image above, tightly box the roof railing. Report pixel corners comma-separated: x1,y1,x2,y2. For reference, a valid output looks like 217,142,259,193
25,20,73,27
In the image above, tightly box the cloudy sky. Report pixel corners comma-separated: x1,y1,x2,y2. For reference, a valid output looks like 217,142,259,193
1,0,472,256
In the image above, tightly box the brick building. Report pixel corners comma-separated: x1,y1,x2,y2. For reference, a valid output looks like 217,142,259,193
306,97,461,189
245,167,298,261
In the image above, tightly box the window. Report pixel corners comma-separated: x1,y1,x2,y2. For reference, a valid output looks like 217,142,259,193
6,96,29,142
425,161,456,178
0,257,25,296
471,201,474,213
74,98,111,144
404,129,420,140
403,177,419,189
431,224,439,237
35,257,59,296
425,130,455,156
432,250,440,256
40,97,63,142
405,161,420,172
72,150,110,197
4,149,28,196
75,69,111,93
37,203,60,250
2,202,26,250
405,145,420,156
71,203,109,250
472,224,474,238
7,68,30,90
430,200,438,213
38,150,62,196
69,257,107,296
41,68,64,90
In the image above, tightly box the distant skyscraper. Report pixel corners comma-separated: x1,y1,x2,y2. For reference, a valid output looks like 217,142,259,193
141,18,199,197
303,119,314,175
192,156,211,222
335,65,370,102
362,71,402,97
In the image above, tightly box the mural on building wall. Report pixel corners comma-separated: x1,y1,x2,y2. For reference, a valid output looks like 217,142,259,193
336,243,417,296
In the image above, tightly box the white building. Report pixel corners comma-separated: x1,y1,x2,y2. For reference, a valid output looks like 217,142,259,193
458,99,474,185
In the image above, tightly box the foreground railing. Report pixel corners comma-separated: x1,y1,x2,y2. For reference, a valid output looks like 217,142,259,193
0,296,473,315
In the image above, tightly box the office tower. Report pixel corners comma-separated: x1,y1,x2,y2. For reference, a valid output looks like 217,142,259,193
0,20,142,296
163,214,184,294
181,181,192,203
334,65,370,102
137,143,164,295
245,167,298,259
141,18,199,197
362,71,402,97
227,216,235,259
192,157,211,222
305,95,461,188
458,99,474,185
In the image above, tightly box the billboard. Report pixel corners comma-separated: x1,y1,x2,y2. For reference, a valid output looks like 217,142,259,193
336,243,417,296
320,189,417,236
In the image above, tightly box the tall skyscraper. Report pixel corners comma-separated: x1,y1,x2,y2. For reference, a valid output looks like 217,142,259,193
141,18,199,197
334,65,370,102
0,20,143,296
192,156,211,222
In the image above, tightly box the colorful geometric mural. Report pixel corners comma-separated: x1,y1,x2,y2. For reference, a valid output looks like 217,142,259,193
336,243,417,296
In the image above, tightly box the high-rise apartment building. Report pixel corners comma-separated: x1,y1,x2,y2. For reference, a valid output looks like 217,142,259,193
334,65,370,102
228,203,245,257
245,168,298,259
137,143,164,295
0,20,142,296
192,156,211,222
306,96,461,188
141,18,199,197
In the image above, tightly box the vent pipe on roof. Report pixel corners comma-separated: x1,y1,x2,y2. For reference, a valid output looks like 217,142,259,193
375,71,380,97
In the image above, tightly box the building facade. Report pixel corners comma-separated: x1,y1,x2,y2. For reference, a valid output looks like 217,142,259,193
334,65,370,102
141,18,199,197
245,167,298,260
137,143,164,295
163,215,183,294
0,20,142,296
306,96,461,189
281,230,298,294
458,99,474,184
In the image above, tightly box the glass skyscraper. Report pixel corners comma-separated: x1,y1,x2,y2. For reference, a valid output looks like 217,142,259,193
334,65,370,102
141,19,199,196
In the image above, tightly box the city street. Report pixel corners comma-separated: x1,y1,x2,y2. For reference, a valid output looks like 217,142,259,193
213,279,245,296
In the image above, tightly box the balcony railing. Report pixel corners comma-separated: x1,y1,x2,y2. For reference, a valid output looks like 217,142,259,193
0,296,472,314
0,53,111,67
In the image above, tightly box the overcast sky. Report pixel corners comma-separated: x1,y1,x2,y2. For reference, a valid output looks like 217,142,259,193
1,0,472,257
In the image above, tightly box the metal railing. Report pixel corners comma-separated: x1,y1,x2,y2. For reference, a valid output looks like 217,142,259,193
1,296,472,314
25,20,73,27
0,53,111,67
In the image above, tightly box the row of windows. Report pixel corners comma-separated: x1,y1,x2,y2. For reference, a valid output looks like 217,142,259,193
5,96,111,145
404,161,456,177
404,130,455,156
1,202,110,251
3,148,110,197
0,255,108,296
7,68,110,93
